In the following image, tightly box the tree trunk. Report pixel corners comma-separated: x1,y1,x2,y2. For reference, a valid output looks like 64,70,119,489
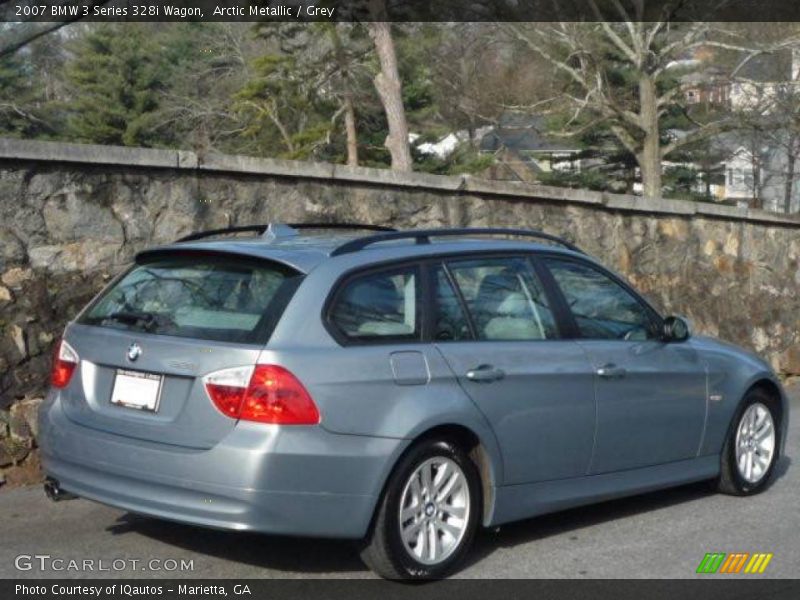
750,145,761,209
329,24,359,167
343,92,359,167
785,140,797,213
638,75,662,198
626,168,636,194
266,106,295,155
367,15,413,172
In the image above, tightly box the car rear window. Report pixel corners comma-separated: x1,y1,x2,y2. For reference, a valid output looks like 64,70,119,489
80,254,302,344
328,265,421,343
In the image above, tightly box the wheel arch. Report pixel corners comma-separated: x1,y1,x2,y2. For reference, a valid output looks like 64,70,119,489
741,376,788,458
368,421,501,534
747,378,784,416
412,423,497,527
714,374,788,460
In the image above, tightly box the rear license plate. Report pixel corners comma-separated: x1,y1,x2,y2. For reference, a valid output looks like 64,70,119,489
110,369,163,412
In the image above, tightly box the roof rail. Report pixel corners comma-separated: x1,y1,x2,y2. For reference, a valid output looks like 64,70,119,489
175,222,397,243
330,228,584,256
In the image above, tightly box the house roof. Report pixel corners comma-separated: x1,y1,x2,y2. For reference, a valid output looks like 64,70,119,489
736,50,793,82
681,67,728,86
479,114,580,154
678,48,794,86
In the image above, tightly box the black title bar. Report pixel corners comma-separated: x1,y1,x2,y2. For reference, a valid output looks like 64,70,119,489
3,0,800,22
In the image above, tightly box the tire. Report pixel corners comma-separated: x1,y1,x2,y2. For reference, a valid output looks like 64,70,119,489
360,438,481,580
717,388,780,496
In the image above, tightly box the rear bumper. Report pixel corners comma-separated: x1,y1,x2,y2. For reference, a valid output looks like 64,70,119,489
39,392,406,538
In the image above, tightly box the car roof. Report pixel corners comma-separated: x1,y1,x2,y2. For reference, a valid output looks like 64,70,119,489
137,231,586,274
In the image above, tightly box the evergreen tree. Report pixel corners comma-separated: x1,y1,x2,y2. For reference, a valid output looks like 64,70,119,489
65,24,166,146
147,22,250,153
0,40,63,139
235,23,379,163
0,52,33,135
235,50,335,160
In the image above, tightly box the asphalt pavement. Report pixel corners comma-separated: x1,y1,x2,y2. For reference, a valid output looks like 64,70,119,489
1,385,797,579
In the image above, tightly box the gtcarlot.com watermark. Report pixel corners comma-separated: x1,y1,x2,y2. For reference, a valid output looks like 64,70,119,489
14,554,194,573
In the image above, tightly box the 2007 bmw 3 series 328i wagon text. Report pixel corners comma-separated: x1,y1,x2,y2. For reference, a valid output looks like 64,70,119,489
39,224,789,579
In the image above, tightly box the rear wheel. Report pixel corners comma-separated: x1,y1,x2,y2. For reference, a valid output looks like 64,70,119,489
360,438,480,579
718,388,779,495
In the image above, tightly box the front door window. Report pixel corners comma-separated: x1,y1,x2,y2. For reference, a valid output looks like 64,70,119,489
544,259,658,341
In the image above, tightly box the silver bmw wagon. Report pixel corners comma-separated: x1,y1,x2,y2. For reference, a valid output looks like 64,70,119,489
39,224,789,579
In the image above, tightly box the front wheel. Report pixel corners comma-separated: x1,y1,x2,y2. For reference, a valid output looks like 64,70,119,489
360,438,481,579
718,388,780,495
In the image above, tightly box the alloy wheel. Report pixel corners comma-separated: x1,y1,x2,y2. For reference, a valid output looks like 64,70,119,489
735,402,776,484
398,456,471,565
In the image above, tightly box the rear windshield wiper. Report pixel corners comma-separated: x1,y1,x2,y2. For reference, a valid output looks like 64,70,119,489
92,310,174,332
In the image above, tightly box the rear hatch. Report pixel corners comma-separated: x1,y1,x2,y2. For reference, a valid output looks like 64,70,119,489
59,251,303,449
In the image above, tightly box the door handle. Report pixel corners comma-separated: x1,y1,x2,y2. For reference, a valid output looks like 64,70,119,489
466,364,506,383
596,363,627,379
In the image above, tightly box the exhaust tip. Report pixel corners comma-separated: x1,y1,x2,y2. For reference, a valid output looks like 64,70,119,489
44,477,77,502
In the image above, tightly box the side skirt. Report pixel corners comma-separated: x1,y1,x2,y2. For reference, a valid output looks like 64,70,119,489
489,454,719,527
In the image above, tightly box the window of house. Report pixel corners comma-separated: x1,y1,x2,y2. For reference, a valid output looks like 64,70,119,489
728,168,746,187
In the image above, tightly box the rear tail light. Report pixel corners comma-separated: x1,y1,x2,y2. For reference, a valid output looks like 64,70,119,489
51,339,79,389
203,365,253,418
204,364,320,425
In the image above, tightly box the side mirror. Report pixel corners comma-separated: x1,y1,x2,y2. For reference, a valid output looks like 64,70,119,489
662,315,691,342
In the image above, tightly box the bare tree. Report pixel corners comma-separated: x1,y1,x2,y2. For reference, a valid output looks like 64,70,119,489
0,2,111,58
367,0,412,171
148,23,257,154
740,93,800,213
721,23,800,212
430,24,507,146
754,52,800,213
502,2,788,198
781,132,800,213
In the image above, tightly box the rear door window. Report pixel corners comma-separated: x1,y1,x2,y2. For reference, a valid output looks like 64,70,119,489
80,255,302,344
329,266,421,343
432,265,473,341
446,256,558,341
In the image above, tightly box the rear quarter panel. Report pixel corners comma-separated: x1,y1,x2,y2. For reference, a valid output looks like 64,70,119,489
265,256,506,491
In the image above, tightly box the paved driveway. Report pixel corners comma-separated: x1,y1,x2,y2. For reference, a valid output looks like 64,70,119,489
1,385,797,579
